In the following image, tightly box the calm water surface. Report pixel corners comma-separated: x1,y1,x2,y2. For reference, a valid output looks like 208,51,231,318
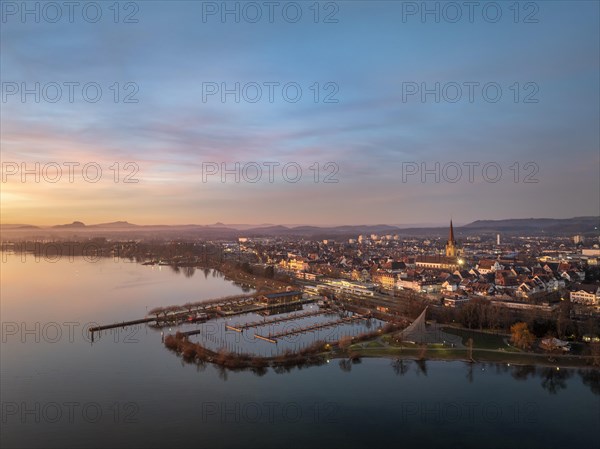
1,256,598,449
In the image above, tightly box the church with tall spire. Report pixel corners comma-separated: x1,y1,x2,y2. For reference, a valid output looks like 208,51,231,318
445,220,457,258
415,219,463,270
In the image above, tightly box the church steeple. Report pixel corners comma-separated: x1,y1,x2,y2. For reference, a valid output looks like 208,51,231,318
446,220,457,258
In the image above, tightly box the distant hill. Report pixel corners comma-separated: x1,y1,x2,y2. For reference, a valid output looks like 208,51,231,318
0,224,41,230
1,216,597,239
463,216,599,233
52,221,86,229
90,221,138,228
245,225,292,235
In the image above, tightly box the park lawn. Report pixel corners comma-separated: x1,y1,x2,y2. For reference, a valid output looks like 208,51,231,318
354,346,470,361
346,345,593,367
442,326,511,350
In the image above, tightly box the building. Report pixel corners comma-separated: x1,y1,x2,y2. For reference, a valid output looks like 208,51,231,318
445,220,457,257
570,284,600,307
281,258,309,272
416,221,463,270
261,290,304,304
396,278,442,293
416,255,461,271
372,270,398,290
476,259,503,274
582,248,600,266
540,337,571,352
443,296,470,307
321,279,375,296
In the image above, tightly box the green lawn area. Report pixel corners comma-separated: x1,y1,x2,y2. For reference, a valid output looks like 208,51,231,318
345,345,593,368
354,346,468,360
441,327,511,350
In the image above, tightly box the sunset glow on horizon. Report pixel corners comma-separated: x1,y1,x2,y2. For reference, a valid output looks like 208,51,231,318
1,1,599,226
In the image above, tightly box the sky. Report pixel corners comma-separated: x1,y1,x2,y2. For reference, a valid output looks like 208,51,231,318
1,1,599,226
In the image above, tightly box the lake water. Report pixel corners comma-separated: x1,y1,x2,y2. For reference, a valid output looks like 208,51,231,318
1,255,598,449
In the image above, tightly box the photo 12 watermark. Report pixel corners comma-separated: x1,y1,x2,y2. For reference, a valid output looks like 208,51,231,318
1,321,140,344
401,162,540,184
1,82,140,104
200,401,339,423
201,162,340,184
1,162,140,184
1,1,140,24
400,1,539,24
200,1,339,24
398,401,539,424
401,81,539,104
201,81,339,104
1,401,139,424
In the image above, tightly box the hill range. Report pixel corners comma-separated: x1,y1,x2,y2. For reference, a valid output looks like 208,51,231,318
1,217,598,240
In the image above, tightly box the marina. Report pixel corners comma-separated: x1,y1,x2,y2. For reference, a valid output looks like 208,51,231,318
255,314,369,342
225,309,329,332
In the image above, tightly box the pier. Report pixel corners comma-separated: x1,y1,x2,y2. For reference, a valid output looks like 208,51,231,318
88,315,191,342
89,310,202,334
215,297,315,317
225,309,327,332
89,318,155,332
147,291,305,317
179,329,204,337
255,314,368,343
89,290,312,340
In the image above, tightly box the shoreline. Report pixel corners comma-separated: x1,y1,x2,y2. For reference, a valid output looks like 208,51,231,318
165,330,600,371
339,346,600,370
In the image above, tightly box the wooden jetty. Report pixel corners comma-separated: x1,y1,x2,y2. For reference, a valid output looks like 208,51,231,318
255,314,367,343
179,329,203,337
89,291,311,340
89,317,154,332
255,334,277,344
149,290,304,317
215,297,315,317
226,309,327,332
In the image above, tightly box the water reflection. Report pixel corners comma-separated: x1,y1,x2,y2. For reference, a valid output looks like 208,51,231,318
511,364,537,381
386,358,600,397
540,368,571,394
339,359,352,372
578,369,600,395
182,266,195,278
415,359,428,376
391,359,410,376
466,363,474,384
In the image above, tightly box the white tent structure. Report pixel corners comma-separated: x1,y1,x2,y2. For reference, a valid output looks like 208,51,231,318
399,307,463,346
399,307,430,344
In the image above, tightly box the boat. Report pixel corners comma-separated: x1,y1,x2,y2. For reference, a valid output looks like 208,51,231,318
188,313,208,322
